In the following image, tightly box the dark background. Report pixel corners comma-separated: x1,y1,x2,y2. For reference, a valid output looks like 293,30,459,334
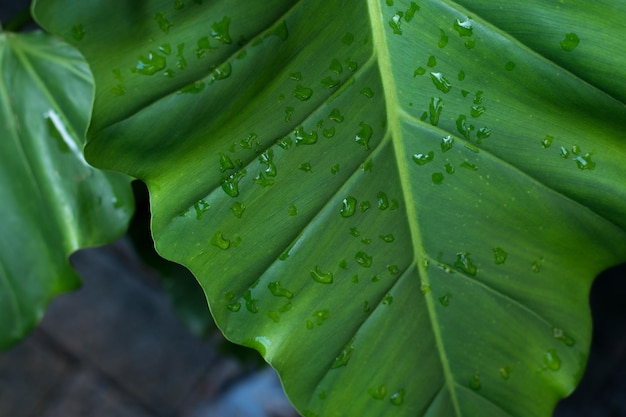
1,2,625,416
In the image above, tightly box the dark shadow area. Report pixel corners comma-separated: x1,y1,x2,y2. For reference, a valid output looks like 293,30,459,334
555,262,626,417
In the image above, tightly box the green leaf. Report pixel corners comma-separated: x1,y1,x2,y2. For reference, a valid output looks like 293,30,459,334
34,1,626,416
0,30,134,350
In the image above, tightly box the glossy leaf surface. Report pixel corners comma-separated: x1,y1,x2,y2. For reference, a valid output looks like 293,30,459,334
34,1,626,416
0,30,133,350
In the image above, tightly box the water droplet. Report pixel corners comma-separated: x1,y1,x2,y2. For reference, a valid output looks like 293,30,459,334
289,71,302,80
456,114,473,139
420,283,431,294
560,33,580,51
133,51,167,75
444,163,455,174
345,58,358,72
323,127,336,138
439,293,451,306
283,106,295,122
505,61,516,71
430,72,452,93
460,161,478,171
355,122,372,150
276,135,293,150
473,90,484,104
313,309,330,325
154,12,173,34
293,84,313,101
193,199,210,219
342,32,355,45
211,16,232,44
331,337,355,368
355,251,373,268
243,289,258,313
390,389,406,405
427,55,437,67
231,201,245,218
477,127,491,142
544,349,561,371
221,169,246,197
382,294,394,305
193,37,216,58
377,192,389,210
454,18,473,37
330,163,340,174
464,38,476,49
440,135,454,152
389,12,403,35
429,97,444,126
311,266,333,284
329,58,343,74
470,105,486,118
211,231,230,250
179,81,205,94
294,126,318,145
388,265,400,275
218,152,235,172
174,0,185,9
368,385,387,400
360,201,371,212
560,146,570,159
532,257,544,273
268,281,293,299
455,252,477,276
71,24,85,40
379,234,395,243
432,172,444,184
541,135,554,149
158,43,172,55
438,29,449,48
386,0,394,5
404,2,420,21
339,259,348,269
299,162,313,172
360,87,375,98
176,43,187,69
576,153,596,170
469,372,481,390
500,365,513,380
413,66,425,76
412,151,435,165
321,76,340,89
553,327,576,346
349,227,360,237
288,204,298,216
212,62,232,80
340,197,357,217
329,108,344,123
493,247,507,264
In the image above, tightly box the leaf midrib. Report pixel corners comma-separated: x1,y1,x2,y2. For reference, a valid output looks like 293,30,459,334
366,1,462,416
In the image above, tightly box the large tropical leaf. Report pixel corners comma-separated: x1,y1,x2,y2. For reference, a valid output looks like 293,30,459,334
34,1,626,416
0,29,134,350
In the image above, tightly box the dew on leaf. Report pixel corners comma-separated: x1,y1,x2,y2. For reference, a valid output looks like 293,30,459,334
500,365,513,380
505,61,516,71
493,247,507,264
541,135,554,149
212,62,232,80
193,199,210,219
330,163,340,174
360,87,375,98
349,227,360,237
231,201,245,218
388,265,400,275
211,16,232,44
174,0,185,9
71,23,85,40
159,43,172,55
429,97,444,126
293,84,313,101
553,327,576,346
455,252,477,276
379,234,395,243
313,308,330,325
294,126,318,145
576,154,596,170
339,259,348,269
469,372,481,390
329,58,343,74
444,163,455,174
456,114,473,139
243,289,258,313
427,55,437,67
289,71,302,80
560,33,580,51
389,12,403,35
368,385,387,400
331,338,355,368
420,283,431,294
470,105,486,118
544,349,561,371
460,161,478,171
473,90,484,104
390,389,405,405
355,251,373,268
154,12,173,34
345,58,358,72
454,18,473,37
311,266,333,284
438,29,449,48
268,281,294,299
211,231,230,250
288,204,298,216
440,135,454,152
439,293,451,306
377,192,389,210
413,67,426,76
430,72,452,93
360,201,371,212
133,51,166,75
465,38,476,49
284,106,295,122
355,122,372,150
179,81,205,94
321,76,340,89
382,294,394,305
412,151,434,165
342,32,355,45
219,152,235,172
477,127,491,142
532,257,544,273
404,2,420,21
329,108,344,122
432,172,444,184
221,169,246,197
176,43,187,68
299,162,313,172
458,70,465,81
340,196,357,217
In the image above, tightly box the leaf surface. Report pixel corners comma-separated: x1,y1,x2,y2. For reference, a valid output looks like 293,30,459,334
34,1,626,415
0,30,134,350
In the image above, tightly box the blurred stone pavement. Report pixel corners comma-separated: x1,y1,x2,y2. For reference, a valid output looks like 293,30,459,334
0,239,299,417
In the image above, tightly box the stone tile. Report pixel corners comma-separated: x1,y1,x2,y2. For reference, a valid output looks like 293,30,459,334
39,240,218,416
41,369,156,417
0,329,74,417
